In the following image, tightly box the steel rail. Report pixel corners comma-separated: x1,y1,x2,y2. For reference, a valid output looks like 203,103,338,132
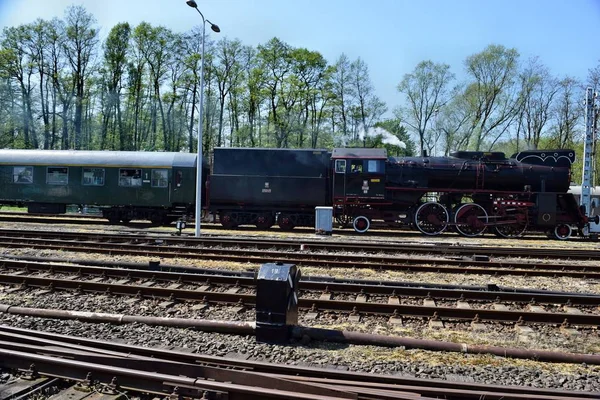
2,258,600,306
1,228,600,260
0,235,598,279
1,273,599,326
1,325,598,399
0,211,580,242
0,348,353,400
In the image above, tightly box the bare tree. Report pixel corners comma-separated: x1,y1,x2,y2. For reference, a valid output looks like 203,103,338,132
396,60,454,155
460,45,521,150
515,58,559,150
350,57,387,144
436,86,473,155
331,53,354,139
62,5,98,149
214,37,245,147
548,77,582,149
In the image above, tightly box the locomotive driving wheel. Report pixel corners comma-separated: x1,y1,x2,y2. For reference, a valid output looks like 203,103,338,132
492,206,528,238
454,203,488,237
414,202,449,236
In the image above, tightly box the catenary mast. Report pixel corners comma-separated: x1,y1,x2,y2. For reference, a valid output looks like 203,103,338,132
580,87,600,236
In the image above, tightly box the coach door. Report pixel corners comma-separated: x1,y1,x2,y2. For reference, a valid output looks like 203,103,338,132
170,167,190,204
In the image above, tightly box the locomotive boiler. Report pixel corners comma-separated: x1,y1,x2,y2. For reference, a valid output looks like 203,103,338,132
386,150,572,194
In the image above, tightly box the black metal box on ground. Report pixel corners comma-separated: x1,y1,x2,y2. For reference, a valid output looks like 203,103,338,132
255,262,300,344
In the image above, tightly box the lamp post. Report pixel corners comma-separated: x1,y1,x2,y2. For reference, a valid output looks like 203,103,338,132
186,0,220,238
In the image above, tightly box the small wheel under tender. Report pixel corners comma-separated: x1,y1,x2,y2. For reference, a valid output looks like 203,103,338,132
150,215,166,226
352,215,370,233
255,213,275,229
278,214,295,231
553,224,572,240
414,202,449,236
220,212,238,229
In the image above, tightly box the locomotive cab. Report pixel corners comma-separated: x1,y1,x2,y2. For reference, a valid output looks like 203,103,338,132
331,148,387,202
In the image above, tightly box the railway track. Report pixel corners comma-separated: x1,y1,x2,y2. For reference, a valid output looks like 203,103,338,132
0,211,581,241
2,228,600,260
0,229,598,278
1,258,599,327
2,326,595,400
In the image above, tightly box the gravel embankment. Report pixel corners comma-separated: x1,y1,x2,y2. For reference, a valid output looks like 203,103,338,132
1,313,598,392
1,222,599,392
0,288,599,392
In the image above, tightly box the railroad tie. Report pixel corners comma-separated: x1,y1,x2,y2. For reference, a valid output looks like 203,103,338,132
456,300,471,309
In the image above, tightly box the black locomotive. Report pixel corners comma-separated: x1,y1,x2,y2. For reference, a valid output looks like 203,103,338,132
0,147,586,239
208,147,585,239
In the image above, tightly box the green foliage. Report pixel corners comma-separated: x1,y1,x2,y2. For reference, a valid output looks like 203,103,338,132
0,1,597,187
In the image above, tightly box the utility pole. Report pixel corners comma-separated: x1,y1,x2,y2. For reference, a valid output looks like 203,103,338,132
580,87,599,236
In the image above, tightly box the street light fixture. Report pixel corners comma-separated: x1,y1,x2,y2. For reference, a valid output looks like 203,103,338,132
186,0,220,238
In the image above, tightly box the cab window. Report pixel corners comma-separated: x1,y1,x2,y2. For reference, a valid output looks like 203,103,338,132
350,160,363,173
367,160,383,173
13,166,33,184
335,159,346,174
47,167,68,185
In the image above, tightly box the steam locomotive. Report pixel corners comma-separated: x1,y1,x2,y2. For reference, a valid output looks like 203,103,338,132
0,147,589,239
209,147,586,239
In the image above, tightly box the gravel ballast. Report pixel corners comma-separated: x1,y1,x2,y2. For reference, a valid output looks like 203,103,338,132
0,288,599,392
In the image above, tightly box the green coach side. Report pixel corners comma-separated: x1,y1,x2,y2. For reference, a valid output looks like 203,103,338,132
0,150,197,223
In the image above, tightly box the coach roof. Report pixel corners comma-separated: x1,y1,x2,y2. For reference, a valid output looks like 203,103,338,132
0,150,197,168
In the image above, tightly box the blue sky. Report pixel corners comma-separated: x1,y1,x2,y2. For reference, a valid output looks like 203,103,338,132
0,0,599,114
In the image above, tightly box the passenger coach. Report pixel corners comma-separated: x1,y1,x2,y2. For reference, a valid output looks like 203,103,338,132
0,150,197,224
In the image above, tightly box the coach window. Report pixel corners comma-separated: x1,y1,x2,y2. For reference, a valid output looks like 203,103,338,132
82,168,105,186
47,167,68,185
13,166,33,184
119,168,142,187
151,169,168,188
335,159,346,174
